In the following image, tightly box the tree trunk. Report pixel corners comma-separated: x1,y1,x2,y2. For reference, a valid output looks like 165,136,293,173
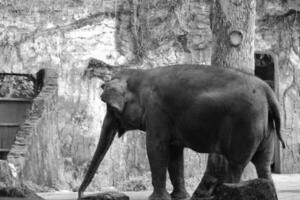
200,0,257,196
211,0,255,73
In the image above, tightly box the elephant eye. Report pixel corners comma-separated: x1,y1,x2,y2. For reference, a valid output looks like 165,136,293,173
101,83,106,89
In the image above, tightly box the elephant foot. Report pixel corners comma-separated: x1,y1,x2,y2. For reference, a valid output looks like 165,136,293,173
191,173,219,200
191,189,215,200
171,190,190,200
190,195,214,200
191,185,216,200
149,190,171,200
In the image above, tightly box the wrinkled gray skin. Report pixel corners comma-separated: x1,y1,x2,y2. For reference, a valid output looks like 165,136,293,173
78,59,285,200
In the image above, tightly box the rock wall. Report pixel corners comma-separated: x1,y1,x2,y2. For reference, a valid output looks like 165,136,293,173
0,0,299,190
114,0,212,66
256,10,300,173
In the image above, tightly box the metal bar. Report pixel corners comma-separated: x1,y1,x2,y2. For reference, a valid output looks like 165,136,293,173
0,149,10,152
0,98,32,102
0,123,20,127
0,73,33,77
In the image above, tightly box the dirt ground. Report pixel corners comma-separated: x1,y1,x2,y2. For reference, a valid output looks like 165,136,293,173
272,174,300,200
1,174,299,200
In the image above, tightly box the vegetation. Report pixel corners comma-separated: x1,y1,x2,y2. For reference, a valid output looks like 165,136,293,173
0,75,35,98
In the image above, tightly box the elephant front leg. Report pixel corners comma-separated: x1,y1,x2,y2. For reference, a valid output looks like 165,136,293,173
168,145,190,200
146,133,171,200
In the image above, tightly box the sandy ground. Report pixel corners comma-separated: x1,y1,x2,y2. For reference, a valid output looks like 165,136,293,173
273,174,300,200
37,191,153,200
2,174,299,200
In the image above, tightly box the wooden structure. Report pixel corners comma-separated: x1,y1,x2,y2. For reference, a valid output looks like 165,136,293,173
0,73,34,160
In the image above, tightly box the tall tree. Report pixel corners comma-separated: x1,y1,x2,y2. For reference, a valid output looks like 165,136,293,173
192,0,257,198
211,0,256,72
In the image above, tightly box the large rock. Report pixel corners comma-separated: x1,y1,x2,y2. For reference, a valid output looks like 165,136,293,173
0,160,43,199
213,179,278,200
82,191,129,200
0,160,25,197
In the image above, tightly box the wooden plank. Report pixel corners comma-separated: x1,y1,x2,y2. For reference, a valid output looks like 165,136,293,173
0,127,18,149
0,102,31,123
0,96,32,154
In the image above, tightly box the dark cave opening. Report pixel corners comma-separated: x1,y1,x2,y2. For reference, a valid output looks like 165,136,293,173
255,53,275,89
255,52,280,173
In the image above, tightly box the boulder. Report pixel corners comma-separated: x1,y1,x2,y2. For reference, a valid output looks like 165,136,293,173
82,191,129,200
213,179,278,200
0,160,43,199
0,160,25,197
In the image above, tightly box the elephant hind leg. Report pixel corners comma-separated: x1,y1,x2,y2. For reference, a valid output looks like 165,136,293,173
251,150,274,181
251,147,279,200
251,132,274,181
224,161,245,183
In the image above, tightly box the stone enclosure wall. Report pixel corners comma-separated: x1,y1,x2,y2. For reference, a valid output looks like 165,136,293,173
7,69,62,189
0,0,300,190
255,3,300,172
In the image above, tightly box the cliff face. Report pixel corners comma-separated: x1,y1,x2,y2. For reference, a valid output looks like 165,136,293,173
0,0,299,190
255,10,300,173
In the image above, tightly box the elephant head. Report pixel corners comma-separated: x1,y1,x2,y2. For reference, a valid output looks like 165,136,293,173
78,69,144,199
83,58,122,81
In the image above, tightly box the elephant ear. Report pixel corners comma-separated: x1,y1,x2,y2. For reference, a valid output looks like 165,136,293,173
101,79,127,112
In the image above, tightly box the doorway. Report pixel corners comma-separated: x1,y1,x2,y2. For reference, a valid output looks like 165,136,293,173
254,52,280,173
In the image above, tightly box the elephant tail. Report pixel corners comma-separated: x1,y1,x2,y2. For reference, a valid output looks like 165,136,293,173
265,85,286,149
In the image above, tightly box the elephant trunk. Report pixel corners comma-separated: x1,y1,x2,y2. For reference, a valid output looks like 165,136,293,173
78,110,117,199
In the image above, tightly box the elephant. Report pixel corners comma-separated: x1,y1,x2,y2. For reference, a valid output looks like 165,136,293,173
78,60,285,200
